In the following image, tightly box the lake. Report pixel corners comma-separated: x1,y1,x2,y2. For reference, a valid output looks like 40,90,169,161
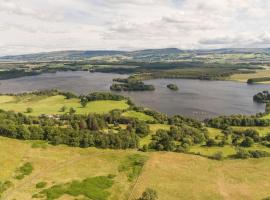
0,71,269,119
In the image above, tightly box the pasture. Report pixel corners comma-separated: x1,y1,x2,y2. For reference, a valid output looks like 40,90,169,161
0,95,129,116
1,137,270,200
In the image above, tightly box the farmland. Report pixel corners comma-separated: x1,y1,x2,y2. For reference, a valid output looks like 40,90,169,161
0,95,129,116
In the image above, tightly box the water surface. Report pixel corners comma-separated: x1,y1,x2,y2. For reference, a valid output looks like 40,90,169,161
0,71,269,119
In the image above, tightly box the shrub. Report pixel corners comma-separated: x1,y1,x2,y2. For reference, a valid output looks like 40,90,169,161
137,188,158,200
26,107,33,113
36,181,47,189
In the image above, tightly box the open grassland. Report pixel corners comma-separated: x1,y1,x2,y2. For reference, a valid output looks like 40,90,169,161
121,111,154,122
131,152,270,200
1,137,270,200
230,69,270,83
0,95,129,116
0,136,146,200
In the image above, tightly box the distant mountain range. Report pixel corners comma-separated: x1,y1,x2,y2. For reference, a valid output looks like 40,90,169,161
1,48,270,62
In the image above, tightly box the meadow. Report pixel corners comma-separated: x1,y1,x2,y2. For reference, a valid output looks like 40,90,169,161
1,137,270,200
0,95,129,116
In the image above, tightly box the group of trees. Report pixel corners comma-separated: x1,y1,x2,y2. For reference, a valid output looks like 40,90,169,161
205,115,270,129
0,107,154,149
149,125,207,152
247,77,270,84
110,79,155,91
253,91,270,103
166,84,178,91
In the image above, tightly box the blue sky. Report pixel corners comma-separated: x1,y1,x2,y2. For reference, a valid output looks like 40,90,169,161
0,0,270,55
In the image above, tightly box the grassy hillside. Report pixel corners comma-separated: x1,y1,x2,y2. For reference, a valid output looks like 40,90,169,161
0,136,146,200
131,152,270,200
0,95,129,116
1,137,270,200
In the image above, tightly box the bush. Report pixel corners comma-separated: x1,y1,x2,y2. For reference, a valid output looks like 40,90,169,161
137,188,158,200
26,107,33,113
36,181,47,189
211,152,224,160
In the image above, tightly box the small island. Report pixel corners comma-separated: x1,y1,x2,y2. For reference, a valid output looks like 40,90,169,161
167,84,178,91
110,78,155,91
253,90,270,103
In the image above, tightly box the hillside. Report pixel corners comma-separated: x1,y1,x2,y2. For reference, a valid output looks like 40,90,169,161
1,136,270,200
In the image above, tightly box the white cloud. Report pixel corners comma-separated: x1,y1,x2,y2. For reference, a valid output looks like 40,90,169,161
0,0,270,55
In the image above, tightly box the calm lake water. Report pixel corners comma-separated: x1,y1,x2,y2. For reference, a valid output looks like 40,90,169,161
0,71,269,119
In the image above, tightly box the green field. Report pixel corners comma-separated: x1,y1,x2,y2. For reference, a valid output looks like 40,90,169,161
1,137,270,200
0,95,129,116
232,126,270,136
122,111,154,121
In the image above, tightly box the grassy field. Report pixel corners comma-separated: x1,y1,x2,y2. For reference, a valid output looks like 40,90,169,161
232,126,270,136
1,137,270,200
121,111,154,121
229,69,270,83
0,95,129,116
0,136,145,200
131,152,270,200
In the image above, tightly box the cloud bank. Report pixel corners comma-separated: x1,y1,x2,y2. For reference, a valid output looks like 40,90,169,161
0,0,270,55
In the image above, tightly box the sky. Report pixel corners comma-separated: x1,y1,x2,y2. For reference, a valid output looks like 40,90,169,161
0,0,270,55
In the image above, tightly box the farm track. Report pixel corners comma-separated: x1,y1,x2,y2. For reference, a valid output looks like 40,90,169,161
127,154,152,200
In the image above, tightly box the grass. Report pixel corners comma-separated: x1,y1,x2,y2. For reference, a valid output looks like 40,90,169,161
189,145,237,157
40,176,114,200
206,127,224,139
0,95,129,116
261,114,270,120
15,162,33,180
122,111,154,121
232,126,270,136
140,124,171,147
118,154,148,182
230,69,270,83
1,136,270,199
131,152,270,200
0,136,144,200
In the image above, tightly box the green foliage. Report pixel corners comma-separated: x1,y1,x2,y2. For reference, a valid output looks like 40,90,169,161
110,80,155,91
81,92,126,102
15,162,33,179
0,181,12,197
167,84,178,91
118,154,147,181
26,107,33,113
137,188,158,200
40,176,114,200
234,148,270,159
253,91,270,103
36,181,47,189
211,152,224,160
31,141,48,149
